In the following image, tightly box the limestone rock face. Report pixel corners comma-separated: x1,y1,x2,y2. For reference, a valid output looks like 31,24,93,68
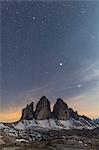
81,115,92,122
21,102,34,120
69,108,79,120
19,96,94,127
35,96,51,120
53,98,70,120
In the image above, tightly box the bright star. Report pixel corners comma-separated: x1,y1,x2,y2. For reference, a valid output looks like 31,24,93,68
59,62,63,66
33,16,36,20
76,84,83,88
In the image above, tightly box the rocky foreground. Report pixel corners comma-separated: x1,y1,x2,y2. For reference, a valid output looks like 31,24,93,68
0,96,99,149
0,127,99,150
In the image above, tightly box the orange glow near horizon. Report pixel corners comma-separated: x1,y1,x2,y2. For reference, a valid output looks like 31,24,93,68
0,111,21,123
0,110,98,123
0,93,99,122
0,106,98,123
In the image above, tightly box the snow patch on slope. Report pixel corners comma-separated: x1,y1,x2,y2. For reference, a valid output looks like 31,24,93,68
13,119,37,130
0,123,6,129
12,118,96,131
37,119,60,128
37,120,50,128
60,120,73,129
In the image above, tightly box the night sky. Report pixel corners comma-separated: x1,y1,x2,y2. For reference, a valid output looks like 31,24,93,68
1,1,99,122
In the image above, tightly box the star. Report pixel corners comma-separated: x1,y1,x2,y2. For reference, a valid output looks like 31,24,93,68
59,62,63,66
76,84,83,88
32,16,36,20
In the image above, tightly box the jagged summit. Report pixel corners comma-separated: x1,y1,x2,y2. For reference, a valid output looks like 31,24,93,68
57,98,64,102
21,102,34,120
21,97,71,121
19,96,95,130
53,98,69,120
0,96,98,145
69,108,79,120
35,96,51,120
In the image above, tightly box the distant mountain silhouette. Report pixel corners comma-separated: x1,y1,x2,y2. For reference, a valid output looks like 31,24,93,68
19,96,96,128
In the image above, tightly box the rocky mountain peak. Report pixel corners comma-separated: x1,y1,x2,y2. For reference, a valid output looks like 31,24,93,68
53,98,70,120
19,96,94,125
57,98,63,102
35,96,51,120
57,98,68,106
21,102,34,120
69,108,79,120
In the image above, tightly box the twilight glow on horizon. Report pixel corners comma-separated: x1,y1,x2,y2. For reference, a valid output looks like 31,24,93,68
0,1,99,122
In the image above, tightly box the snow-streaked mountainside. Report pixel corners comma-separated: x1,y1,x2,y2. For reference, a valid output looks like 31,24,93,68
93,118,99,125
0,96,98,144
0,118,98,144
0,123,6,129
0,117,97,131
12,118,96,130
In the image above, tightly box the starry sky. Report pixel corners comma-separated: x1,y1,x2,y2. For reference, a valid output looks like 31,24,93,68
1,1,99,122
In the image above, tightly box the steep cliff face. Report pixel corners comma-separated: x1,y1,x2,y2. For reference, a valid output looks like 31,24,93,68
69,108,79,120
19,96,95,129
53,98,70,120
21,102,34,120
20,98,72,121
35,96,51,120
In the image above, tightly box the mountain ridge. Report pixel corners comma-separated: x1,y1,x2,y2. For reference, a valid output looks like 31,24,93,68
0,96,97,129
0,96,99,148
20,96,93,123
